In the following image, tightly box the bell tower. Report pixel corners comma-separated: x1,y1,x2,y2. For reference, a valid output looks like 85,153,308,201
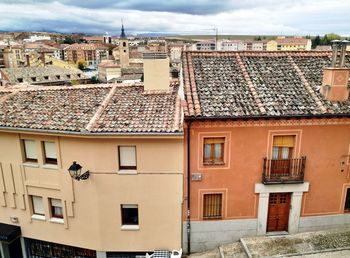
119,23,129,68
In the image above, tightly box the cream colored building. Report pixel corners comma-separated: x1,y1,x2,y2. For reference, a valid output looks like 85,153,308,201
0,53,182,258
98,61,121,82
267,37,312,51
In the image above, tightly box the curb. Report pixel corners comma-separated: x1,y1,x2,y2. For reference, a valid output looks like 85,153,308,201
240,238,252,258
266,247,350,257
218,246,224,258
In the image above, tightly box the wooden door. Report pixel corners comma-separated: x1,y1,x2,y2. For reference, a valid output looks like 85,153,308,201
267,193,291,232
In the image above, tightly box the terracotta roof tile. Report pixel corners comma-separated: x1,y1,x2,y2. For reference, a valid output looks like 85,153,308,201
0,84,182,134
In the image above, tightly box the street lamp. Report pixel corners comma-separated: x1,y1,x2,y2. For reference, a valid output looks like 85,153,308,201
68,161,90,181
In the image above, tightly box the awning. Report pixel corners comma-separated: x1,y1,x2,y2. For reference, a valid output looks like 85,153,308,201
0,223,21,242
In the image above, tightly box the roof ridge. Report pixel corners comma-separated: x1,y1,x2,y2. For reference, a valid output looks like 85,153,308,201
236,53,267,115
0,90,19,104
182,52,195,116
288,56,329,114
172,94,182,132
187,53,201,116
85,85,118,132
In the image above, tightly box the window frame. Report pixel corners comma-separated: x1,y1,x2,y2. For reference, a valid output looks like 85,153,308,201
31,195,45,216
23,139,38,163
121,204,139,226
50,198,63,219
344,188,350,212
43,141,58,165
203,137,225,165
202,193,223,219
118,146,137,170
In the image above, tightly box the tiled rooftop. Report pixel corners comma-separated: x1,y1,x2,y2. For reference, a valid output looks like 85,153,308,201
0,66,87,84
183,51,350,118
0,84,182,134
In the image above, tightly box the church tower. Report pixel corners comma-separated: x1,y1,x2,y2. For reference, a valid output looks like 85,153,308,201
119,23,129,68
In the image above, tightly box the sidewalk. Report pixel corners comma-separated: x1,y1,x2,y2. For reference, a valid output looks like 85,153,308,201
189,228,350,258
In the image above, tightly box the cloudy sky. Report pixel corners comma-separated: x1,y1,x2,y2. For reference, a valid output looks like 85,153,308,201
0,0,349,36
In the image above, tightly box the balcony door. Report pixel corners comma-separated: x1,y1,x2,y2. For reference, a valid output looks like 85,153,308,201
271,136,295,176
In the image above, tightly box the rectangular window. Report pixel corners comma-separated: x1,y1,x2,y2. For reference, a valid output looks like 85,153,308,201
43,141,57,165
32,196,44,216
203,138,225,165
121,204,138,225
50,198,63,218
203,193,222,219
345,188,350,212
23,139,38,163
118,146,137,170
271,135,295,175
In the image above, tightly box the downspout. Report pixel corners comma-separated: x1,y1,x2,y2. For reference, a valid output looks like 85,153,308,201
186,120,191,254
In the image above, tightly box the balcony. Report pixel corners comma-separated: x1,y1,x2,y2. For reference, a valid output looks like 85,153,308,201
262,157,306,184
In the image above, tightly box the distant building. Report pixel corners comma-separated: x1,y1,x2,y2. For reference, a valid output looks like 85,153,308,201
103,32,112,44
64,43,109,67
119,24,130,68
314,45,332,51
195,40,216,51
98,61,121,83
0,66,88,86
23,34,51,43
267,37,312,51
2,45,26,68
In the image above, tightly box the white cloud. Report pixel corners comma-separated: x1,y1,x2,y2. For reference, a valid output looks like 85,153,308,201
0,0,349,35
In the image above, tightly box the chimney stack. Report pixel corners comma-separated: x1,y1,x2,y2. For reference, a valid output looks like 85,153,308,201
143,52,170,91
320,40,350,102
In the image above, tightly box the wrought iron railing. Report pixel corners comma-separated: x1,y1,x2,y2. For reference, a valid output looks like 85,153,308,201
262,156,306,184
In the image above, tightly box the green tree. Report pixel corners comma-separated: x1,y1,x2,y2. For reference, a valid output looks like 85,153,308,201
312,35,321,49
77,59,86,70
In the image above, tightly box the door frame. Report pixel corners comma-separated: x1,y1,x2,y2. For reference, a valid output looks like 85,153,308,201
255,182,309,235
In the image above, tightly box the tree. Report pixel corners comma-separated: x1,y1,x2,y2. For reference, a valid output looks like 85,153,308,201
77,59,86,70
312,35,321,49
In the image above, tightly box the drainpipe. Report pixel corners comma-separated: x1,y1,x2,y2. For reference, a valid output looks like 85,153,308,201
186,120,191,254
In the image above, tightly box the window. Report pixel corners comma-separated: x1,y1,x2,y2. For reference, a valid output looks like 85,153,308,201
203,138,225,165
345,188,350,212
17,78,23,83
123,42,126,47
44,76,49,80
31,77,36,82
23,139,38,163
31,196,44,216
56,75,60,80
118,146,137,170
203,193,222,219
50,198,63,218
121,204,138,225
271,135,295,175
272,136,295,160
43,141,57,165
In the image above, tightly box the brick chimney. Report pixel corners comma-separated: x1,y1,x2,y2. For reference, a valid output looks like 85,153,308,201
320,40,350,102
143,52,170,91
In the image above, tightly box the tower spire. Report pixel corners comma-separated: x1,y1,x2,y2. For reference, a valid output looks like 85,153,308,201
120,20,126,39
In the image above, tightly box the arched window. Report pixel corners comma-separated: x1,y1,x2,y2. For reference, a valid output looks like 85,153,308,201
123,42,126,47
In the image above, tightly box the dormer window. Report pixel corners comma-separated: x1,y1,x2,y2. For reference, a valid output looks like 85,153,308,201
77,74,81,78
31,77,36,82
17,78,23,83
66,74,71,79
56,75,60,80
44,76,49,80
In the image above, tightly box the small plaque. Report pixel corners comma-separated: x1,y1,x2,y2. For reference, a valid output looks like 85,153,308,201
191,173,202,181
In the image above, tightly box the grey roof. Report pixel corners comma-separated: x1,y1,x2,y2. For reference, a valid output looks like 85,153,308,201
0,66,88,85
183,51,350,118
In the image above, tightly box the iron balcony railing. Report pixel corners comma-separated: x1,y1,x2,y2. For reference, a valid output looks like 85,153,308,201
262,156,306,184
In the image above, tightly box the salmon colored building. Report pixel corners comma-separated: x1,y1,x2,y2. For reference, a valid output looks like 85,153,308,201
182,46,350,253
0,54,183,258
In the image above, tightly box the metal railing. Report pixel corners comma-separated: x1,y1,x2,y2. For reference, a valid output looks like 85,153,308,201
262,156,306,184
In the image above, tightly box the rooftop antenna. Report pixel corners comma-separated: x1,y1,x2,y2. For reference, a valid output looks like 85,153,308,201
206,27,218,50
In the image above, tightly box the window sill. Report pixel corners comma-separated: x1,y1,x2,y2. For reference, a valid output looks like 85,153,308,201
42,164,58,170
121,225,140,231
203,162,225,166
23,162,39,168
118,170,137,175
31,214,46,221
49,217,64,224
